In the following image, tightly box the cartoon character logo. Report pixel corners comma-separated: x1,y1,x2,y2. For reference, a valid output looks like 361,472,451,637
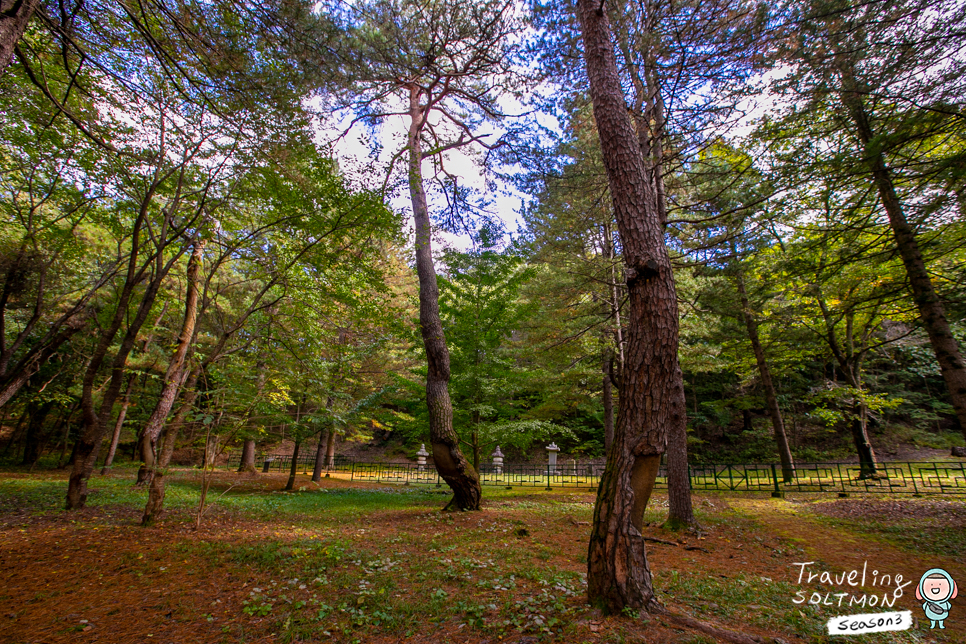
916,568,958,629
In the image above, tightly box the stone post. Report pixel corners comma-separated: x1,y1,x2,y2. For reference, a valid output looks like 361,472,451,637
416,444,429,472
492,445,504,475
546,442,560,474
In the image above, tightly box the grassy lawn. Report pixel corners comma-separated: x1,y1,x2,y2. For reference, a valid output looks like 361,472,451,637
0,468,962,643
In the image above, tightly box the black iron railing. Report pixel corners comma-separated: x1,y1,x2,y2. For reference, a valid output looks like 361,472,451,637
224,455,966,495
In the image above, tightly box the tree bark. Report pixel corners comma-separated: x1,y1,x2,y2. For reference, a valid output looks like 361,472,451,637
0,318,86,410
141,365,200,525
407,84,481,511
20,400,53,466
101,373,135,475
602,360,615,454
238,439,257,474
324,429,336,473
284,438,301,491
0,0,40,76
616,0,693,530
577,0,687,614
136,432,155,486
66,272,166,508
850,400,877,479
664,368,696,530
837,65,966,441
311,430,327,482
138,239,204,492
734,269,794,481
142,425,179,525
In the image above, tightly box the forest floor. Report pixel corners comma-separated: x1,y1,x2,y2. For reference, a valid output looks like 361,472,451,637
0,468,963,644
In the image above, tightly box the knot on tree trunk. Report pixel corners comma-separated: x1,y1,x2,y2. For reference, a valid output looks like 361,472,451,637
625,259,660,287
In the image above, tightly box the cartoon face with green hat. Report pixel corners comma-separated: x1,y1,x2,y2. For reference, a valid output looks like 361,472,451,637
916,568,958,629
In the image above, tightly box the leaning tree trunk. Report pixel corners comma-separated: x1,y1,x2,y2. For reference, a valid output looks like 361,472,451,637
66,273,166,509
142,426,179,525
407,85,481,511
101,374,135,475
238,439,257,474
141,365,200,525
734,269,795,481
850,398,878,479
0,0,41,76
838,67,966,441
136,434,156,486
139,240,203,495
111,303,169,478
577,0,688,614
284,438,301,491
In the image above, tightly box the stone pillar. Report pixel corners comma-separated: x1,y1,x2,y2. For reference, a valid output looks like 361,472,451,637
570,458,577,476
546,442,560,474
492,445,504,475
416,444,429,472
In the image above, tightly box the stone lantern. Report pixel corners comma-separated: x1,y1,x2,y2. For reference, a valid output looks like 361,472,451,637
546,442,560,474
491,445,504,475
416,444,429,471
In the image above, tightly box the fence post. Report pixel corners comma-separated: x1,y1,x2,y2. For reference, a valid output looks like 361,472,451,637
545,463,552,491
770,463,783,498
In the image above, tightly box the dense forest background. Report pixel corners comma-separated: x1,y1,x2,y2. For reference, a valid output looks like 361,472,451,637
1,0,964,486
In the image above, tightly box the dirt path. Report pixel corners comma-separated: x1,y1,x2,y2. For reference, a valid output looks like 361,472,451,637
729,496,965,641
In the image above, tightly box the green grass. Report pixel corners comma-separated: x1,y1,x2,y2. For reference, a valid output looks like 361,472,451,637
658,570,931,644
809,512,966,559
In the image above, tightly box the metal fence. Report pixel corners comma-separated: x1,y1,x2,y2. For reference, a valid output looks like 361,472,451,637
687,461,966,495
225,455,966,495
225,453,354,474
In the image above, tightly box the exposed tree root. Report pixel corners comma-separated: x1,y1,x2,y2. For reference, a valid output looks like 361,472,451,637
660,608,767,644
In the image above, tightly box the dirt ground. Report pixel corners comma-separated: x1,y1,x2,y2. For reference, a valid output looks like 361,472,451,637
0,471,962,644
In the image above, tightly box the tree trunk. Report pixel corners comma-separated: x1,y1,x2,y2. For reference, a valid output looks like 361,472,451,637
136,434,155,486
101,373,135,475
850,400,877,479
140,366,200,525
616,0,693,532
602,361,614,454
407,85,481,511
142,426,179,526
0,0,40,76
577,0,687,615
838,67,966,441
284,439,301,491
311,431,327,482
66,266,171,509
204,432,219,468
138,239,204,491
21,400,53,466
324,429,336,473
664,367,696,531
734,270,795,481
238,439,257,474
1,406,27,456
